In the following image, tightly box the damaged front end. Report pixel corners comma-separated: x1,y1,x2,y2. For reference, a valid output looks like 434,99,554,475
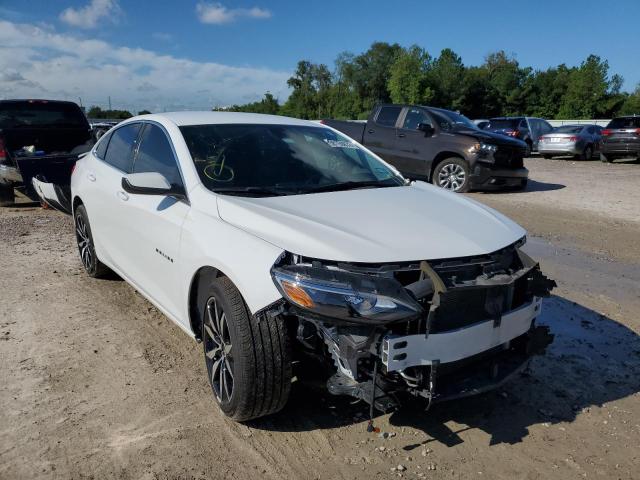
268,238,556,413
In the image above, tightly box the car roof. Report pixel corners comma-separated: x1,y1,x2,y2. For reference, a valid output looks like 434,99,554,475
131,111,319,127
0,99,80,106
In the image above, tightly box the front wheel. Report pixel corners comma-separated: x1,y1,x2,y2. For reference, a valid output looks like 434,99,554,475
432,157,470,193
202,277,292,421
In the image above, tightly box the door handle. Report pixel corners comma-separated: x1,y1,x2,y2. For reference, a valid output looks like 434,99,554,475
397,133,406,138
87,173,96,182
117,191,129,202
368,129,375,134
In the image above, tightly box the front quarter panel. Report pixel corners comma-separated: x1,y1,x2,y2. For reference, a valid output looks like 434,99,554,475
179,187,284,323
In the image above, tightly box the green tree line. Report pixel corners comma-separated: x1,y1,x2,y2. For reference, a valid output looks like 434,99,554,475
215,42,640,120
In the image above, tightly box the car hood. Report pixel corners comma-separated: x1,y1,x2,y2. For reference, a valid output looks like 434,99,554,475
456,128,527,148
215,182,525,263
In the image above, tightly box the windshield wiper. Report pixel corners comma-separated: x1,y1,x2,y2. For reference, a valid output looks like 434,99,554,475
301,180,402,194
212,186,291,197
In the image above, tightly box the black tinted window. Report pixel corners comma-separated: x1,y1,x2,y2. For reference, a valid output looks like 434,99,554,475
376,106,402,127
488,119,520,129
133,124,182,186
608,117,640,128
103,123,141,172
402,108,432,130
0,101,88,128
94,132,111,159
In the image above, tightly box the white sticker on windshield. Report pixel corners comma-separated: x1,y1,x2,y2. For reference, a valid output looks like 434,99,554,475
323,139,358,149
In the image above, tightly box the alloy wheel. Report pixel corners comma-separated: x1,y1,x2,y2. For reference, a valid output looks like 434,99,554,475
204,296,234,403
75,215,93,271
438,163,466,191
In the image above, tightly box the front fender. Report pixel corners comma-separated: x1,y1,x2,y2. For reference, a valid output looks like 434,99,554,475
179,206,284,324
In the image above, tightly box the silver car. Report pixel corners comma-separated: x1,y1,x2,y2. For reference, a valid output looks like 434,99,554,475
538,124,602,160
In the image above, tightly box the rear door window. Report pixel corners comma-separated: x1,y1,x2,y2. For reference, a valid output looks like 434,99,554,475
133,124,182,186
375,106,402,127
103,123,141,172
94,132,111,159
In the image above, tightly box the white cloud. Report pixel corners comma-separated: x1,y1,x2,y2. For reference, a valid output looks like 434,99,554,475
0,20,290,112
59,0,121,29
196,2,272,25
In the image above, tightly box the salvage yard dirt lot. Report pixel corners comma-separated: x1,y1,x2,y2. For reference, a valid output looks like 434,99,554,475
1,157,639,480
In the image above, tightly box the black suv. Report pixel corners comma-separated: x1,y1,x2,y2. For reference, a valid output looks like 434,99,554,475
322,105,529,192
600,115,640,162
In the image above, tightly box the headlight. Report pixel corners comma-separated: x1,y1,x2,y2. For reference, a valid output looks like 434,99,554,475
271,264,423,324
468,143,498,154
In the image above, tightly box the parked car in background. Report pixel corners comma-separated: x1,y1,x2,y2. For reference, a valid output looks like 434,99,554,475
485,117,553,155
0,99,94,208
473,119,490,130
538,124,602,160
41,111,555,421
322,105,529,192
90,120,119,140
600,115,640,162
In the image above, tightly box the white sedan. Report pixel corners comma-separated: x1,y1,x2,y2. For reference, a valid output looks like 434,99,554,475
58,112,555,421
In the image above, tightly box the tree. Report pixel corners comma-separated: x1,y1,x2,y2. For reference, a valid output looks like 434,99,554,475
214,92,281,114
620,84,640,115
558,55,614,118
138,109,152,115
428,48,465,109
87,106,132,119
387,45,434,105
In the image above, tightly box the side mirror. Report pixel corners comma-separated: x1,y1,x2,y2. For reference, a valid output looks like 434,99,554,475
417,123,435,136
121,172,186,199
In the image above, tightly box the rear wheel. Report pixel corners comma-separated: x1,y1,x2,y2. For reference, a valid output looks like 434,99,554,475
577,145,593,160
74,205,110,278
0,180,15,207
432,157,470,193
202,277,292,421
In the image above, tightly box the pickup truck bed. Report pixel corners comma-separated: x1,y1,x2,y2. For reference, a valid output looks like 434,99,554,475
321,119,366,143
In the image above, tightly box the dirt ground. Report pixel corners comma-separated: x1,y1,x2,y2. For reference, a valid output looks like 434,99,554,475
1,157,639,480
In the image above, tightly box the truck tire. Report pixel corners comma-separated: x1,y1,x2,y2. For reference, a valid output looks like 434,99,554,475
577,145,593,160
0,180,15,207
74,205,110,278
432,157,470,193
202,276,292,421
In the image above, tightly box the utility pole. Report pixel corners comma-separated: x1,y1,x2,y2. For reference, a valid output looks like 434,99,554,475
108,96,112,110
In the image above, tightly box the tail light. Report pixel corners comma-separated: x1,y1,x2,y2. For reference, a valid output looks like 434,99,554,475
71,161,77,176
507,130,519,137
0,135,7,163
568,136,578,142
635,128,640,135
538,136,546,142
601,129,612,136
319,119,326,125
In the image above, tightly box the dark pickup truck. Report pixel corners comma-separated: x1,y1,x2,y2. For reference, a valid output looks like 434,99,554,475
321,104,529,192
0,99,95,210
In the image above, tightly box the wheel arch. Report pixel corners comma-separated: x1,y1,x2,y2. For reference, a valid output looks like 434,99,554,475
188,265,222,341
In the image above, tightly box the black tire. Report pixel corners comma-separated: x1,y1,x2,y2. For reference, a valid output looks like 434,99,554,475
542,154,552,160
0,180,15,207
577,145,593,160
515,178,528,190
525,141,532,157
600,153,612,163
74,205,110,278
202,276,292,421
432,157,470,193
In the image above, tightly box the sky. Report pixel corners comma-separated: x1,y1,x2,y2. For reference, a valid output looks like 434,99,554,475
0,0,638,113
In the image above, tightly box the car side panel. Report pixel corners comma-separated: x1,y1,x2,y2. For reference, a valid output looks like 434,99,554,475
178,187,285,323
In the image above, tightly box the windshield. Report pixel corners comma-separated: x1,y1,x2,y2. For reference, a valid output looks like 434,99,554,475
553,125,583,134
0,101,88,129
430,109,477,131
179,124,405,196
